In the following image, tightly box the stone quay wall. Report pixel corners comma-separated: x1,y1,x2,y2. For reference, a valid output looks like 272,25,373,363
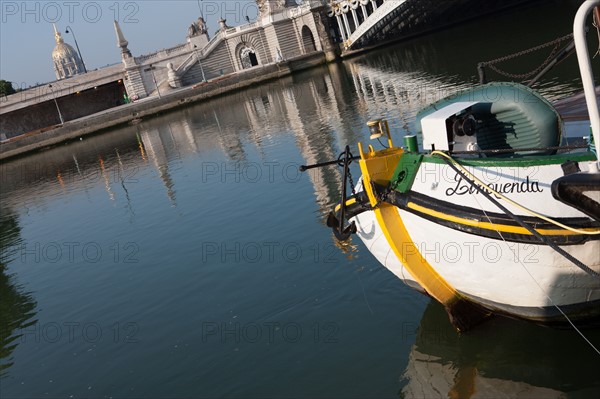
0,52,327,161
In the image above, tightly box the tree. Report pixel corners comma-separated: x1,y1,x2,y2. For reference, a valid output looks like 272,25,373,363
0,80,16,96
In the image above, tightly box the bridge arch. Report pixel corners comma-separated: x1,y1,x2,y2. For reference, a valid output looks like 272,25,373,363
238,45,259,69
232,34,265,70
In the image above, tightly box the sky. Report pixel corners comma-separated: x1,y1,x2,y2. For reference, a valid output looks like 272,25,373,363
0,0,266,87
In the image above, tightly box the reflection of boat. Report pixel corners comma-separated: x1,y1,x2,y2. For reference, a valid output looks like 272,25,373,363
307,1,600,330
401,300,600,398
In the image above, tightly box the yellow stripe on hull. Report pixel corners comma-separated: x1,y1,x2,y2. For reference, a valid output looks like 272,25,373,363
357,144,488,330
406,202,597,237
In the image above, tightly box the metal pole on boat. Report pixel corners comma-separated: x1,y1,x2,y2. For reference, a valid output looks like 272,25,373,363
574,1,600,162
299,154,361,172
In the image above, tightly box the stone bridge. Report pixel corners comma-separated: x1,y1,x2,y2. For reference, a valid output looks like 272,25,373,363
325,0,536,51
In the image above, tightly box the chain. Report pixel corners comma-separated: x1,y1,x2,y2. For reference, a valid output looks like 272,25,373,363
486,45,560,80
479,33,573,80
368,177,401,210
341,152,400,210
347,166,357,195
346,166,371,211
480,33,572,65
380,178,401,204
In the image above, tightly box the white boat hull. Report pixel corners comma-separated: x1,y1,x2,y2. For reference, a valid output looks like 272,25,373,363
350,158,600,323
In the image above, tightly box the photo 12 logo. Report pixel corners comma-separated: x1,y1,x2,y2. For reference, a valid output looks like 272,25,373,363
199,1,260,25
11,241,140,264
20,321,139,344
200,241,339,264
200,161,303,184
1,1,140,24
201,321,339,344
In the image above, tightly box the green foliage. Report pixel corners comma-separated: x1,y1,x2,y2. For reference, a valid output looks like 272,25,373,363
0,80,16,96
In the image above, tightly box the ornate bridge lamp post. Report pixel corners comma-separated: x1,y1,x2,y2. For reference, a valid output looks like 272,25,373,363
65,26,87,73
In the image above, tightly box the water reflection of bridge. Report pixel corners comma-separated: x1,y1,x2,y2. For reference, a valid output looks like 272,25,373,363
136,77,344,211
0,73,353,215
342,58,470,133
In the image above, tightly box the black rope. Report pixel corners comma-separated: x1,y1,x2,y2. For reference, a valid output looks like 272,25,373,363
376,137,389,149
436,154,600,279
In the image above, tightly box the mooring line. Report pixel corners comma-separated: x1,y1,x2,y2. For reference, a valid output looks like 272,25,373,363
472,193,600,356
435,153,600,355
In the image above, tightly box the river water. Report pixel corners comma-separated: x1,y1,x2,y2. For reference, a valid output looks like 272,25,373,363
1,1,599,398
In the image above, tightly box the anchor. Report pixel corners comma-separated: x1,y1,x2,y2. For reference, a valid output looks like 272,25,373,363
300,146,358,241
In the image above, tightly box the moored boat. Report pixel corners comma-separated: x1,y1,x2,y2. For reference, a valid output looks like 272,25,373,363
304,1,600,331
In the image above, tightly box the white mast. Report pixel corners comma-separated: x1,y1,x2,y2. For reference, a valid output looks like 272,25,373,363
574,1,600,162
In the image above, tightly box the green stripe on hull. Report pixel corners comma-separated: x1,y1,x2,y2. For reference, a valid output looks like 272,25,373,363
418,151,597,167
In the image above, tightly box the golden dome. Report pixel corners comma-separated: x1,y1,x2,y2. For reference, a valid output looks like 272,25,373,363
52,42,80,60
51,24,85,79
52,26,79,60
